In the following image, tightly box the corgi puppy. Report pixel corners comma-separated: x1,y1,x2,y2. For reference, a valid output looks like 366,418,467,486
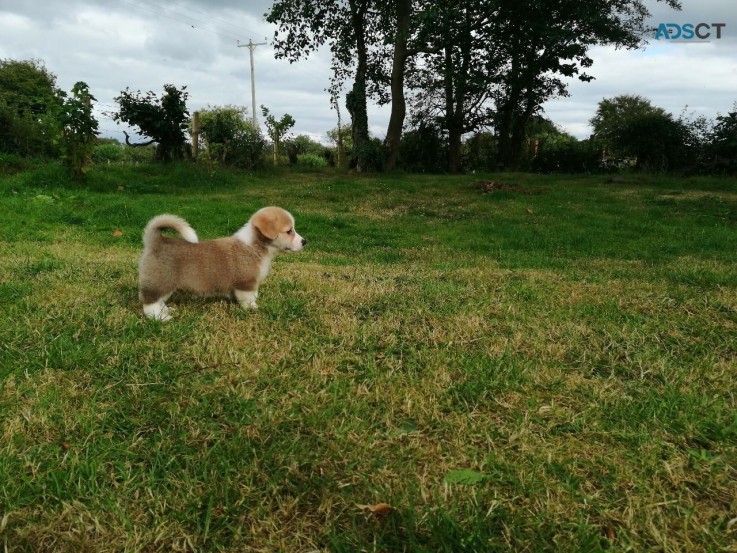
138,206,306,320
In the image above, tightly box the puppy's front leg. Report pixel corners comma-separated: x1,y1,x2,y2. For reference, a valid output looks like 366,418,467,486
234,290,258,310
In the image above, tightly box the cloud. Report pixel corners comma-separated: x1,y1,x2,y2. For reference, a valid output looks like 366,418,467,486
1,0,734,144
544,33,737,138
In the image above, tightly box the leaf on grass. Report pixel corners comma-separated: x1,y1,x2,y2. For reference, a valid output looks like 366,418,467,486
356,502,392,515
390,420,419,438
113,228,123,237
443,469,488,485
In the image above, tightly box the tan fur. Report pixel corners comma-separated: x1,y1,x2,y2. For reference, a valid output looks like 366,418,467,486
138,207,306,320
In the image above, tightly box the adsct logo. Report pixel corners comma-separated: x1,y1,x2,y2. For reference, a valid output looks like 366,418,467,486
655,23,726,42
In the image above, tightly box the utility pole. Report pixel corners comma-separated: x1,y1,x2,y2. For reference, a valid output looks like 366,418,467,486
237,38,267,127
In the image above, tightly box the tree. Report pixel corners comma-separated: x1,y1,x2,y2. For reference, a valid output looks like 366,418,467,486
261,106,295,165
591,95,689,170
407,0,681,171
405,2,500,172
194,105,266,169
0,58,62,157
379,0,449,171
708,106,737,174
113,84,190,162
327,123,352,167
286,134,325,164
489,0,681,169
267,0,377,172
57,81,99,178
591,95,669,148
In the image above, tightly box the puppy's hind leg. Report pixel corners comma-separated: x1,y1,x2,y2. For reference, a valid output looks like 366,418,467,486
141,289,174,321
234,289,258,310
143,299,173,321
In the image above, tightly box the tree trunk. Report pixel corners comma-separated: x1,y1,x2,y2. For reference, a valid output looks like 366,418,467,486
448,126,463,173
497,93,518,169
348,0,370,172
383,0,412,172
443,46,466,173
442,10,473,173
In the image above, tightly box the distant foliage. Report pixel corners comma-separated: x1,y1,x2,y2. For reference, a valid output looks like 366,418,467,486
0,59,62,158
709,107,737,174
531,139,608,174
358,138,384,172
92,143,125,164
57,81,99,179
463,132,499,172
196,106,265,169
286,134,326,165
398,121,447,173
113,84,190,162
527,118,608,173
92,141,156,165
590,95,690,171
261,106,295,165
296,153,328,168
326,124,352,168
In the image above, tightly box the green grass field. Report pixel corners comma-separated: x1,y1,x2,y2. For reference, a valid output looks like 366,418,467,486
0,163,735,552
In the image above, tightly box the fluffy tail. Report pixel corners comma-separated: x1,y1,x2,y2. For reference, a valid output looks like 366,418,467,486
142,214,198,251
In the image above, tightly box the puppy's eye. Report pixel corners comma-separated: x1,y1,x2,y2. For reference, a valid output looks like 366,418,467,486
286,228,294,235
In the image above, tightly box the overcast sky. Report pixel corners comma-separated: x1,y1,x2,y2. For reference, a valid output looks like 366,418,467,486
1,0,736,143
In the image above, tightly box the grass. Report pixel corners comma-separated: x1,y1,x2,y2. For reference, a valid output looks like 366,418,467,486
0,162,735,552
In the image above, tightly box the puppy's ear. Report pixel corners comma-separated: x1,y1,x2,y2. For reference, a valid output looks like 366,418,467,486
251,210,279,240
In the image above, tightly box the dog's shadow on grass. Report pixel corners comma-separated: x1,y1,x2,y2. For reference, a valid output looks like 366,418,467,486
117,283,252,320
116,283,308,323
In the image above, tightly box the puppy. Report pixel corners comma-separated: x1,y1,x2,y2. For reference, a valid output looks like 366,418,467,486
138,206,306,320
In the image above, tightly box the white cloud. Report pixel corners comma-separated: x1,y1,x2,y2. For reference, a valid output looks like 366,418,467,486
1,0,735,144
544,34,737,138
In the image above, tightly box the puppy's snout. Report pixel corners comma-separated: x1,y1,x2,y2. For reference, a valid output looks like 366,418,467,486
301,238,307,247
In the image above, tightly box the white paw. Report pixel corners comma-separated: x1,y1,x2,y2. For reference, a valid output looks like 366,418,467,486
234,290,258,310
143,303,172,321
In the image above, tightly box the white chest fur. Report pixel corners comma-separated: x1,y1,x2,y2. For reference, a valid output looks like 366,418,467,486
235,223,275,283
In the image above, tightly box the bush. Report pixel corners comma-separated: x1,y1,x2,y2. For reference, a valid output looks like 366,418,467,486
287,135,325,162
590,95,692,171
351,137,383,172
709,108,737,174
0,153,30,175
225,129,266,169
196,106,266,169
464,132,498,172
93,143,125,164
532,139,610,174
92,142,156,165
297,153,327,169
399,122,447,172
123,144,157,164
0,59,62,159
